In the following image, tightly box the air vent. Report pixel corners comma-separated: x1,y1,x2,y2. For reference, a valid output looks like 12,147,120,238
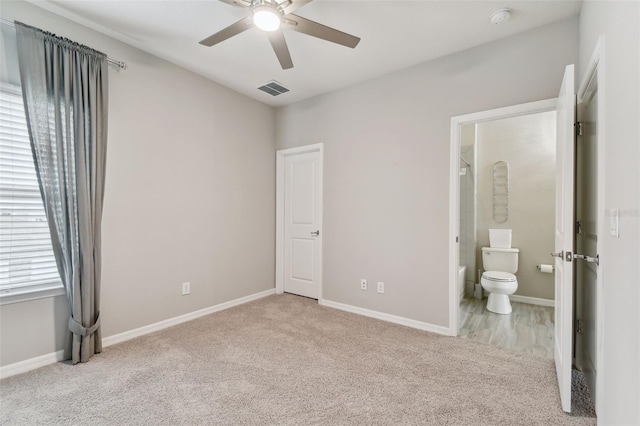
257,80,290,96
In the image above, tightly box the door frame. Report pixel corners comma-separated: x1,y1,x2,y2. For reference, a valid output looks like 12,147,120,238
576,36,605,416
448,98,557,336
275,143,324,299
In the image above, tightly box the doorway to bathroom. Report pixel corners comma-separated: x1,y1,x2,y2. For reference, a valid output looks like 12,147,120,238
450,58,604,417
450,100,558,359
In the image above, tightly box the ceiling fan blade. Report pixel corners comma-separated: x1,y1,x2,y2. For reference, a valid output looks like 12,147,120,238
279,0,313,15
219,0,252,8
199,16,254,47
284,14,360,49
267,29,294,69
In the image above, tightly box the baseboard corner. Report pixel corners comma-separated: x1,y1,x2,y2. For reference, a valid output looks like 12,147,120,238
509,294,555,307
318,299,451,336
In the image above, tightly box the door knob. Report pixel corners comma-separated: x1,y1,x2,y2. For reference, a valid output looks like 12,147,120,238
311,230,320,236
550,251,564,258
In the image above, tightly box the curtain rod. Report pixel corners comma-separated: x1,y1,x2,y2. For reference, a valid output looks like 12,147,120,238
0,18,127,70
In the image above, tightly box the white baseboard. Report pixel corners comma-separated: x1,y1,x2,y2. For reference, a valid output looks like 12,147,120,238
319,299,453,336
0,350,65,380
509,294,555,307
0,288,275,380
103,288,275,347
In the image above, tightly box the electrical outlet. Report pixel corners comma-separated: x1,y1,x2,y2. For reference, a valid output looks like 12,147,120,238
377,282,384,294
182,282,190,295
360,279,368,290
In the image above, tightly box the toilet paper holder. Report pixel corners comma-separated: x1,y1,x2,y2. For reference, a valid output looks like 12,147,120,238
537,264,554,272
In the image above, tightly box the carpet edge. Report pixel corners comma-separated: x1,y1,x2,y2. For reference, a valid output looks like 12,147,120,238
102,288,276,347
0,288,276,379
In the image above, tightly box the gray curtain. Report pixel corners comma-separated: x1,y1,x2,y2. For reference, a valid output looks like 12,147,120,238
15,22,108,364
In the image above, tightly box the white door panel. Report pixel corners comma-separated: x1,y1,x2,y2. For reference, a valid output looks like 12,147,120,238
291,159,316,224
554,64,575,413
282,150,321,299
291,238,314,281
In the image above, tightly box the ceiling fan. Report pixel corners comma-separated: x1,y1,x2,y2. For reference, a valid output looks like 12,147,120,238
199,0,361,70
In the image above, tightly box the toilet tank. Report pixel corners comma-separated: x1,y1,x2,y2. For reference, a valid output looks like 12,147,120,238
482,247,519,273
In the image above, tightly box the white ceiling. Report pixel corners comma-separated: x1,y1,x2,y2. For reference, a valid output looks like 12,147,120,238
28,0,582,107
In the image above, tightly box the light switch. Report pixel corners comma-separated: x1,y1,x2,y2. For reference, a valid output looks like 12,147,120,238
609,208,619,238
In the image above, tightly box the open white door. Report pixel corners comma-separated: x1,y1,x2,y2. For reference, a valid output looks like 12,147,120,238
553,64,576,413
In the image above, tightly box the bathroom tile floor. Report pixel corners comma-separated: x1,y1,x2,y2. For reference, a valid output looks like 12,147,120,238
458,297,554,359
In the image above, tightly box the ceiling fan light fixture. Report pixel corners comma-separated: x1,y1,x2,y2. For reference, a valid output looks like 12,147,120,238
254,6,281,32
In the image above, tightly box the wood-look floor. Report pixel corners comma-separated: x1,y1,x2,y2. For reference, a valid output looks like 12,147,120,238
458,297,554,359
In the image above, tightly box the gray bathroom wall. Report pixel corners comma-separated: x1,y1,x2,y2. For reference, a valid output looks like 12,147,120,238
476,111,556,301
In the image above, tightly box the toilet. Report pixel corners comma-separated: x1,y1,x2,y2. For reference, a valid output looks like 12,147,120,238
481,229,519,314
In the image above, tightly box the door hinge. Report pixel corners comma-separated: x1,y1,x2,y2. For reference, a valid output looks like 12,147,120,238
575,121,583,137
576,319,583,334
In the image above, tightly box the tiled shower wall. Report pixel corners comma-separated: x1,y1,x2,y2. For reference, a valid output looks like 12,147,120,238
460,143,476,296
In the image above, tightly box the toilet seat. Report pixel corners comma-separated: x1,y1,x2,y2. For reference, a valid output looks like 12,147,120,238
482,271,516,282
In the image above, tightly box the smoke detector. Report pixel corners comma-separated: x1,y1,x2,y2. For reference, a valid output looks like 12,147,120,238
490,8,512,25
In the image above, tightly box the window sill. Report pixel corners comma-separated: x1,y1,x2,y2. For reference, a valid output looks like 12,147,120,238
0,286,66,306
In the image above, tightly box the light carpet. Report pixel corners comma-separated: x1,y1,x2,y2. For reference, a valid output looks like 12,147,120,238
1,294,596,425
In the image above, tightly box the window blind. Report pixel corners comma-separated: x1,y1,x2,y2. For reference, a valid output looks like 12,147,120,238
0,82,61,295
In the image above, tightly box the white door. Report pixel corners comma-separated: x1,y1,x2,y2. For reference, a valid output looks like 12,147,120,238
280,148,322,299
553,64,576,413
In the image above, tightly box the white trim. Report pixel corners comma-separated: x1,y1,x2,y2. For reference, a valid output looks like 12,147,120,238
0,350,65,380
103,288,275,347
0,286,65,306
0,288,275,379
319,299,453,336
275,143,324,299
509,294,555,307
452,98,558,126
448,118,460,336
578,37,603,101
576,36,605,417
449,98,557,337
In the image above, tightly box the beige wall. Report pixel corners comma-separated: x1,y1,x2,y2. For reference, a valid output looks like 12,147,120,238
0,0,276,366
2,3,637,421
579,1,640,423
276,19,579,327
476,112,556,300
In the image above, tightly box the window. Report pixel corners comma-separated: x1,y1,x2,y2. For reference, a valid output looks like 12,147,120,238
0,82,63,304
